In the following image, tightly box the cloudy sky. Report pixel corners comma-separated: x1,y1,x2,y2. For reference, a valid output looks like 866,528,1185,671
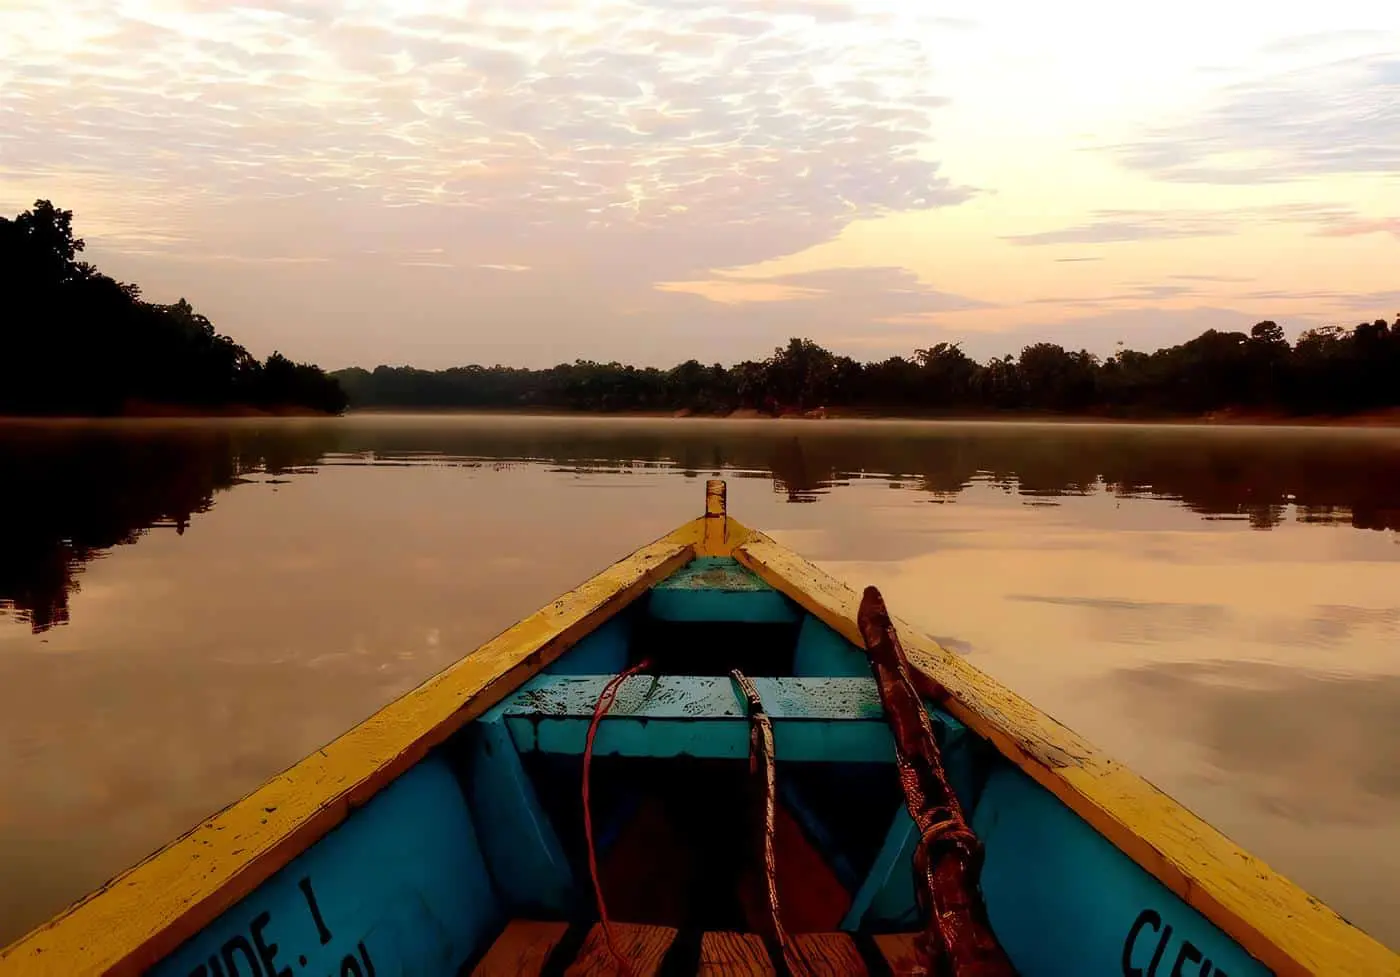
2,0,1397,369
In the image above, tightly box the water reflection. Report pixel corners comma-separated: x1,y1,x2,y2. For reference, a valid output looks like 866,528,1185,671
0,421,334,632
1117,660,1400,823
3,416,1399,632
1108,660,1400,930
319,416,1400,528
1007,595,1230,645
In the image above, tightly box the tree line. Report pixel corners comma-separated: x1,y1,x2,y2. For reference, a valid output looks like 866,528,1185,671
337,319,1400,418
8,198,1394,420
1,200,347,416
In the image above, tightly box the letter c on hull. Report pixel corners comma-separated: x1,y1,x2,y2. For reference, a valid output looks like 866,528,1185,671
1123,909,1163,977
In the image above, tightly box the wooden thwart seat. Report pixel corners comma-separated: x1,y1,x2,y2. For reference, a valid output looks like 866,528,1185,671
472,919,921,976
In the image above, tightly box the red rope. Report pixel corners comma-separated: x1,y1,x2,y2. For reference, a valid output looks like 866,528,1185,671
582,659,651,977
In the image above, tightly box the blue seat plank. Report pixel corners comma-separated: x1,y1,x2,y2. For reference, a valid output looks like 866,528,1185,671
498,675,894,762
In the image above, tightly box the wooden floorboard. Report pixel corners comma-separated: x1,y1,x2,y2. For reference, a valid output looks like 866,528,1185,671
474,921,906,977
564,922,679,977
470,919,571,977
785,933,869,977
871,934,921,976
697,931,774,976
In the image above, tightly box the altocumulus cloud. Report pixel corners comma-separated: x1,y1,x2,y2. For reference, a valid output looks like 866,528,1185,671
0,0,971,283
1110,53,1400,183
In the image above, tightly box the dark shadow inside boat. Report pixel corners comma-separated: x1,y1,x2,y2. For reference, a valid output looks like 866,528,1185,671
628,617,803,676
517,754,909,934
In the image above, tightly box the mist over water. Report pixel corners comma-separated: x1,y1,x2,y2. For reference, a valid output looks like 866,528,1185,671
2,414,1398,949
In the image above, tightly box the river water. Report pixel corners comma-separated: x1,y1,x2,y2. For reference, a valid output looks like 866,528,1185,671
1,414,1397,950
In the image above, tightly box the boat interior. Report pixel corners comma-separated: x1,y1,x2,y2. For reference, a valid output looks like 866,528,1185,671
463,557,944,974
151,555,1269,977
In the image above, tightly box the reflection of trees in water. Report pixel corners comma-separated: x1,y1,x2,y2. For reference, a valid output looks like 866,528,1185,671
4,420,1398,632
772,437,822,503
0,424,337,632
333,421,1400,532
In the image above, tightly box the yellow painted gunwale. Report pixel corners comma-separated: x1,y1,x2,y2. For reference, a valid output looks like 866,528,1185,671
1,486,1395,977
731,523,1400,977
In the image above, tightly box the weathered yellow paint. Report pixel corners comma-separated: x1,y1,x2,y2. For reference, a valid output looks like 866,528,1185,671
720,514,755,554
733,531,1400,977
0,525,701,977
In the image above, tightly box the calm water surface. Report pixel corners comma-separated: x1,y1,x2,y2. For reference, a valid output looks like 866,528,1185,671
2,415,1398,950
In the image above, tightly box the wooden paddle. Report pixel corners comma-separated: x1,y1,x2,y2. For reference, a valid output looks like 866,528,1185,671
857,586,1018,977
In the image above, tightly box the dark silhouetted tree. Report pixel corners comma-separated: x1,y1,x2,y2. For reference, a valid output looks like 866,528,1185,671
1,200,346,416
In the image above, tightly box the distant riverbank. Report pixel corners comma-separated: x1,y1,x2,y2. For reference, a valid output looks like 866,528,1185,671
343,405,1400,428
10,405,1397,427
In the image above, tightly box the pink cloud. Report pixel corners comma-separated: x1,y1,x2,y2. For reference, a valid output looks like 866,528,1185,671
1314,217,1400,239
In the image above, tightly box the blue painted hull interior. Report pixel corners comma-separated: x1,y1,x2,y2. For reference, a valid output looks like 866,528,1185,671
152,557,1269,976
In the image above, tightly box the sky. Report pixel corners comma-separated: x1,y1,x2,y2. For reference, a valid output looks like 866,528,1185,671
1,0,1398,370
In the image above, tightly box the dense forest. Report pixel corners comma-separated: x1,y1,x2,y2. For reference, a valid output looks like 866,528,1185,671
337,319,1400,419
0,200,346,415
